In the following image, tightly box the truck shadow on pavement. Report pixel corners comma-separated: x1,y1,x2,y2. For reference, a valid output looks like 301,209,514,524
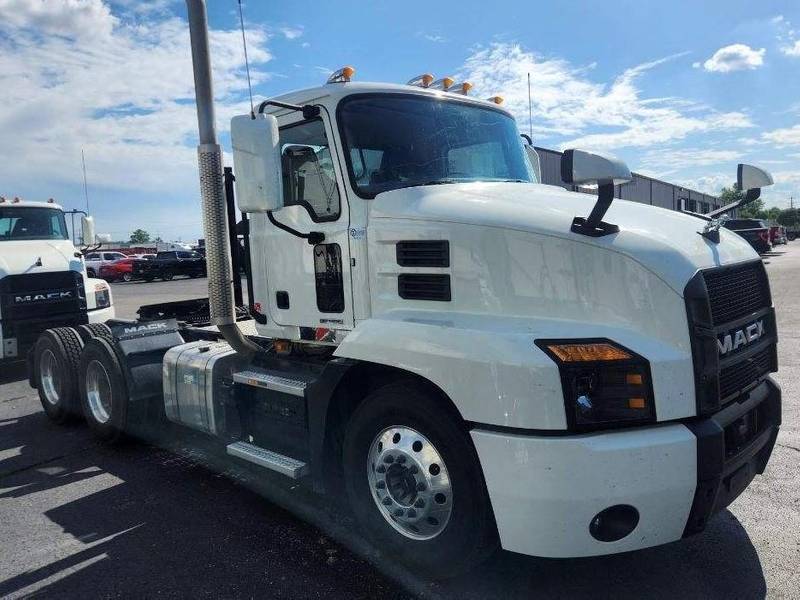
0,408,768,600
0,362,27,385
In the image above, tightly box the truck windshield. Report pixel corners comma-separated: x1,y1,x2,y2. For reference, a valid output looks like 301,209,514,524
0,207,69,241
338,94,535,198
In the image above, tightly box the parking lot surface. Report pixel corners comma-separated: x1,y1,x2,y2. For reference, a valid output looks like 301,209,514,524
1,247,799,599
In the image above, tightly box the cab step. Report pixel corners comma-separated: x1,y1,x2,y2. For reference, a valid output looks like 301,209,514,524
232,370,307,396
226,441,308,479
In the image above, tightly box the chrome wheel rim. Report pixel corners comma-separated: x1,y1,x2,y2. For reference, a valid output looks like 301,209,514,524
39,349,61,406
367,426,453,540
85,360,112,424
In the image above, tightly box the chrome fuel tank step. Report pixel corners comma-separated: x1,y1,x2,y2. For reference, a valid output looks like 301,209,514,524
232,370,307,396
226,441,308,479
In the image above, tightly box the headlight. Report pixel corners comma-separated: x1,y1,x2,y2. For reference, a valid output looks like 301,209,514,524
536,339,655,431
94,283,111,308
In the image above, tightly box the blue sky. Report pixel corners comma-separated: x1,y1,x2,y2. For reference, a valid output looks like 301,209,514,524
0,0,798,242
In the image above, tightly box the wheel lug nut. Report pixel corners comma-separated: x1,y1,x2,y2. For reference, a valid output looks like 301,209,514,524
382,497,392,506
396,455,407,464
376,464,386,474
384,455,394,464
414,498,425,508
416,482,426,492
376,480,386,489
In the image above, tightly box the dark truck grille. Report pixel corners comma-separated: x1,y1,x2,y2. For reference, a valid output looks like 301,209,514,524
704,261,770,325
685,260,777,415
1,271,87,356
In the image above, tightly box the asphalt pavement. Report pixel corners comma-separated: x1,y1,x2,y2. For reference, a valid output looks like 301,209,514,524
1,248,799,599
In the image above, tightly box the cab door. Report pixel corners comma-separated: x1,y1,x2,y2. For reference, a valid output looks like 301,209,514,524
260,111,353,332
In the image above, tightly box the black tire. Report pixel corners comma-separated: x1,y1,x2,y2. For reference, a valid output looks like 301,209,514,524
76,323,113,344
33,328,85,423
342,380,498,579
144,275,154,282
78,337,128,443
87,268,96,278
161,271,174,281
122,272,133,282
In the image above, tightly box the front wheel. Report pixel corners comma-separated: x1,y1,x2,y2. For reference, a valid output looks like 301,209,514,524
121,272,133,282
342,381,498,578
86,268,96,278
161,271,174,281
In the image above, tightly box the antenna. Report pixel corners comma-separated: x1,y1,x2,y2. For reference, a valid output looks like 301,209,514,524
81,148,90,212
237,0,255,118
527,72,533,141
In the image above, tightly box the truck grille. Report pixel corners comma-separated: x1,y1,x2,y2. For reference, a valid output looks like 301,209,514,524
685,260,777,415
0,271,86,321
719,345,775,401
704,262,770,325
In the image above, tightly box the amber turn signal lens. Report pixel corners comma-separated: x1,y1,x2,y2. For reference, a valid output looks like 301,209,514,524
545,343,632,363
628,398,646,409
626,373,643,385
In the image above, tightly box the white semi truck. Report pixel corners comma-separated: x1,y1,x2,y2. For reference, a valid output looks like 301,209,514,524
29,0,781,577
0,198,114,380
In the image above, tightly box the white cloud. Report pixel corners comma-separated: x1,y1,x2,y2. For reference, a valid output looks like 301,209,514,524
782,40,800,57
459,43,752,150
700,44,766,72
762,125,800,147
0,0,272,197
421,33,447,43
0,0,117,38
279,26,303,40
640,148,742,174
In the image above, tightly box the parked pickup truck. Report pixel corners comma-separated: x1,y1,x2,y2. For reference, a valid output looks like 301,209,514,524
723,219,772,253
132,250,206,281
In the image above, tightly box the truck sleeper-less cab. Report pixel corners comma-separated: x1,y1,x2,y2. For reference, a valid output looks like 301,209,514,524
0,199,114,368
31,1,781,578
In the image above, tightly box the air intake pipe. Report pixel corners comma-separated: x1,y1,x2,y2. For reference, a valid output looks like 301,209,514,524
186,0,261,357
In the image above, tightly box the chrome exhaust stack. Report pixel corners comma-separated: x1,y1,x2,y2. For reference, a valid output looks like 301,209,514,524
186,0,260,356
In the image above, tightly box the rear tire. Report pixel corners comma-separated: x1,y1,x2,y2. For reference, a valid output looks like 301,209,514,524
342,380,498,579
78,337,128,443
87,268,96,278
76,323,113,344
122,272,133,282
33,328,84,423
161,271,174,281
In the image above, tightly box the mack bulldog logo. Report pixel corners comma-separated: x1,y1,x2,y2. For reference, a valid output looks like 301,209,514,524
718,320,765,356
13,290,73,303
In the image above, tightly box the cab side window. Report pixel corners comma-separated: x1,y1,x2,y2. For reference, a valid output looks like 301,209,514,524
280,119,340,222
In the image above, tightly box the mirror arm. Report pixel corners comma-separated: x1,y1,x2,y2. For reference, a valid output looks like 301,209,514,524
267,211,325,245
257,100,321,120
571,182,620,237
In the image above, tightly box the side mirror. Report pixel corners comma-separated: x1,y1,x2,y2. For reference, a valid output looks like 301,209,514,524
561,149,632,186
81,215,95,245
520,135,542,183
231,113,284,213
561,149,631,237
737,163,774,204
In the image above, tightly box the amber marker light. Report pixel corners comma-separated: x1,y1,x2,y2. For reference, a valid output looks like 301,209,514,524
544,342,632,363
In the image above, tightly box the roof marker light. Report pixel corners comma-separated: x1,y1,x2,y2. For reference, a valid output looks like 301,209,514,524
452,82,473,95
430,76,455,91
47,198,55,203
327,66,355,84
13,196,21,203
407,73,435,88
486,95,504,105
0,197,5,203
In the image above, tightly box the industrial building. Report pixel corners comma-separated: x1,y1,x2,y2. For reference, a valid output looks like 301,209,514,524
535,147,722,213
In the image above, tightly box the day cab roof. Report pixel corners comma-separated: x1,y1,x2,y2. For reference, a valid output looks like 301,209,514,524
259,81,515,119
0,198,64,211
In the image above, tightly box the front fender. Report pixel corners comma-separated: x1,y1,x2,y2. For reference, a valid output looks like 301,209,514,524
334,310,696,430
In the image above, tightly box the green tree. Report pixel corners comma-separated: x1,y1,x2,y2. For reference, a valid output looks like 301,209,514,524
719,186,766,218
777,208,799,227
129,229,151,244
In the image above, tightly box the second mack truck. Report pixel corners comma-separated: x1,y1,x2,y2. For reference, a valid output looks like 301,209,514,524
29,0,781,577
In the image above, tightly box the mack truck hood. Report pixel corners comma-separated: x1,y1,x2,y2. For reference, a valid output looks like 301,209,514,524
371,182,757,294
0,240,84,279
